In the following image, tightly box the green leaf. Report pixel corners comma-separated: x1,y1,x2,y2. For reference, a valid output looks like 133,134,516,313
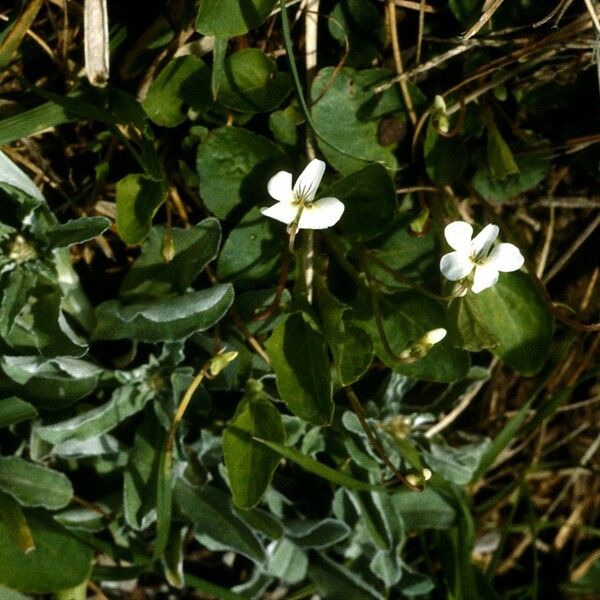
255,438,382,492
223,380,285,509
0,397,37,428
426,440,491,485
349,490,393,550
316,279,372,386
265,312,333,425
217,207,284,284
143,56,212,127
218,48,291,113
0,491,35,554
196,126,286,220
352,289,470,382
370,548,402,587
393,487,456,530
163,526,185,588
196,0,277,36
311,67,399,175
235,506,283,539
175,479,265,563
0,356,101,410
424,120,468,186
469,271,553,375
269,105,300,146
328,0,384,68
285,518,351,549
0,103,74,149
120,218,221,300
0,510,93,593
211,37,228,99
116,174,168,245
447,296,499,352
45,217,110,248
0,150,45,202
367,214,437,288
29,287,88,358
35,384,154,445
308,553,384,600
487,127,519,180
326,163,396,241
263,538,308,584
93,284,234,342
471,149,550,202
0,457,73,510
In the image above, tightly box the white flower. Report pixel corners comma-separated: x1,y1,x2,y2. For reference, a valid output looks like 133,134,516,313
260,159,345,230
422,328,447,346
439,221,524,294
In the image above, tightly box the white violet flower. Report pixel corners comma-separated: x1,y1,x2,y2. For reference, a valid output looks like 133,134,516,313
260,159,345,230
439,221,524,294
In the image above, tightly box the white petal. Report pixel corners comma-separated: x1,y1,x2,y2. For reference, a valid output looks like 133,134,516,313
423,328,447,345
440,251,474,281
293,159,326,201
444,221,473,251
471,223,499,259
485,243,524,272
267,171,293,203
472,264,499,293
297,197,345,230
260,202,299,225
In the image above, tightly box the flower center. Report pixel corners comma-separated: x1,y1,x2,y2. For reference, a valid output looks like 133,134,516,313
294,183,314,204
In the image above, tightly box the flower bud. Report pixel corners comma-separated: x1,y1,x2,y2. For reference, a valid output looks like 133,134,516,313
400,328,447,361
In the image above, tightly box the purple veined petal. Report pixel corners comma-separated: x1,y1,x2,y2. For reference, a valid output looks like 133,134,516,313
444,221,473,251
297,197,345,229
267,170,293,203
260,202,299,225
471,223,499,259
293,159,326,201
472,263,499,293
486,242,525,272
440,251,474,281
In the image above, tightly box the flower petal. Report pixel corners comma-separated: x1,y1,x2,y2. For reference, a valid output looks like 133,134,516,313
444,221,473,251
267,170,293,203
485,243,524,272
472,263,499,293
260,202,299,225
297,197,345,230
293,159,326,201
440,251,474,281
471,223,499,259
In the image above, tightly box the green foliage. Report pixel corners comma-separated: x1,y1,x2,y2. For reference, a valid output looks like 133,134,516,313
143,56,212,127
218,48,291,113
0,2,589,597
311,67,399,174
266,312,333,425
0,457,72,509
93,284,234,342
196,127,286,219
223,380,285,508
469,272,553,375
116,174,168,244
0,510,93,593
327,163,396,241
195,0,278,36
